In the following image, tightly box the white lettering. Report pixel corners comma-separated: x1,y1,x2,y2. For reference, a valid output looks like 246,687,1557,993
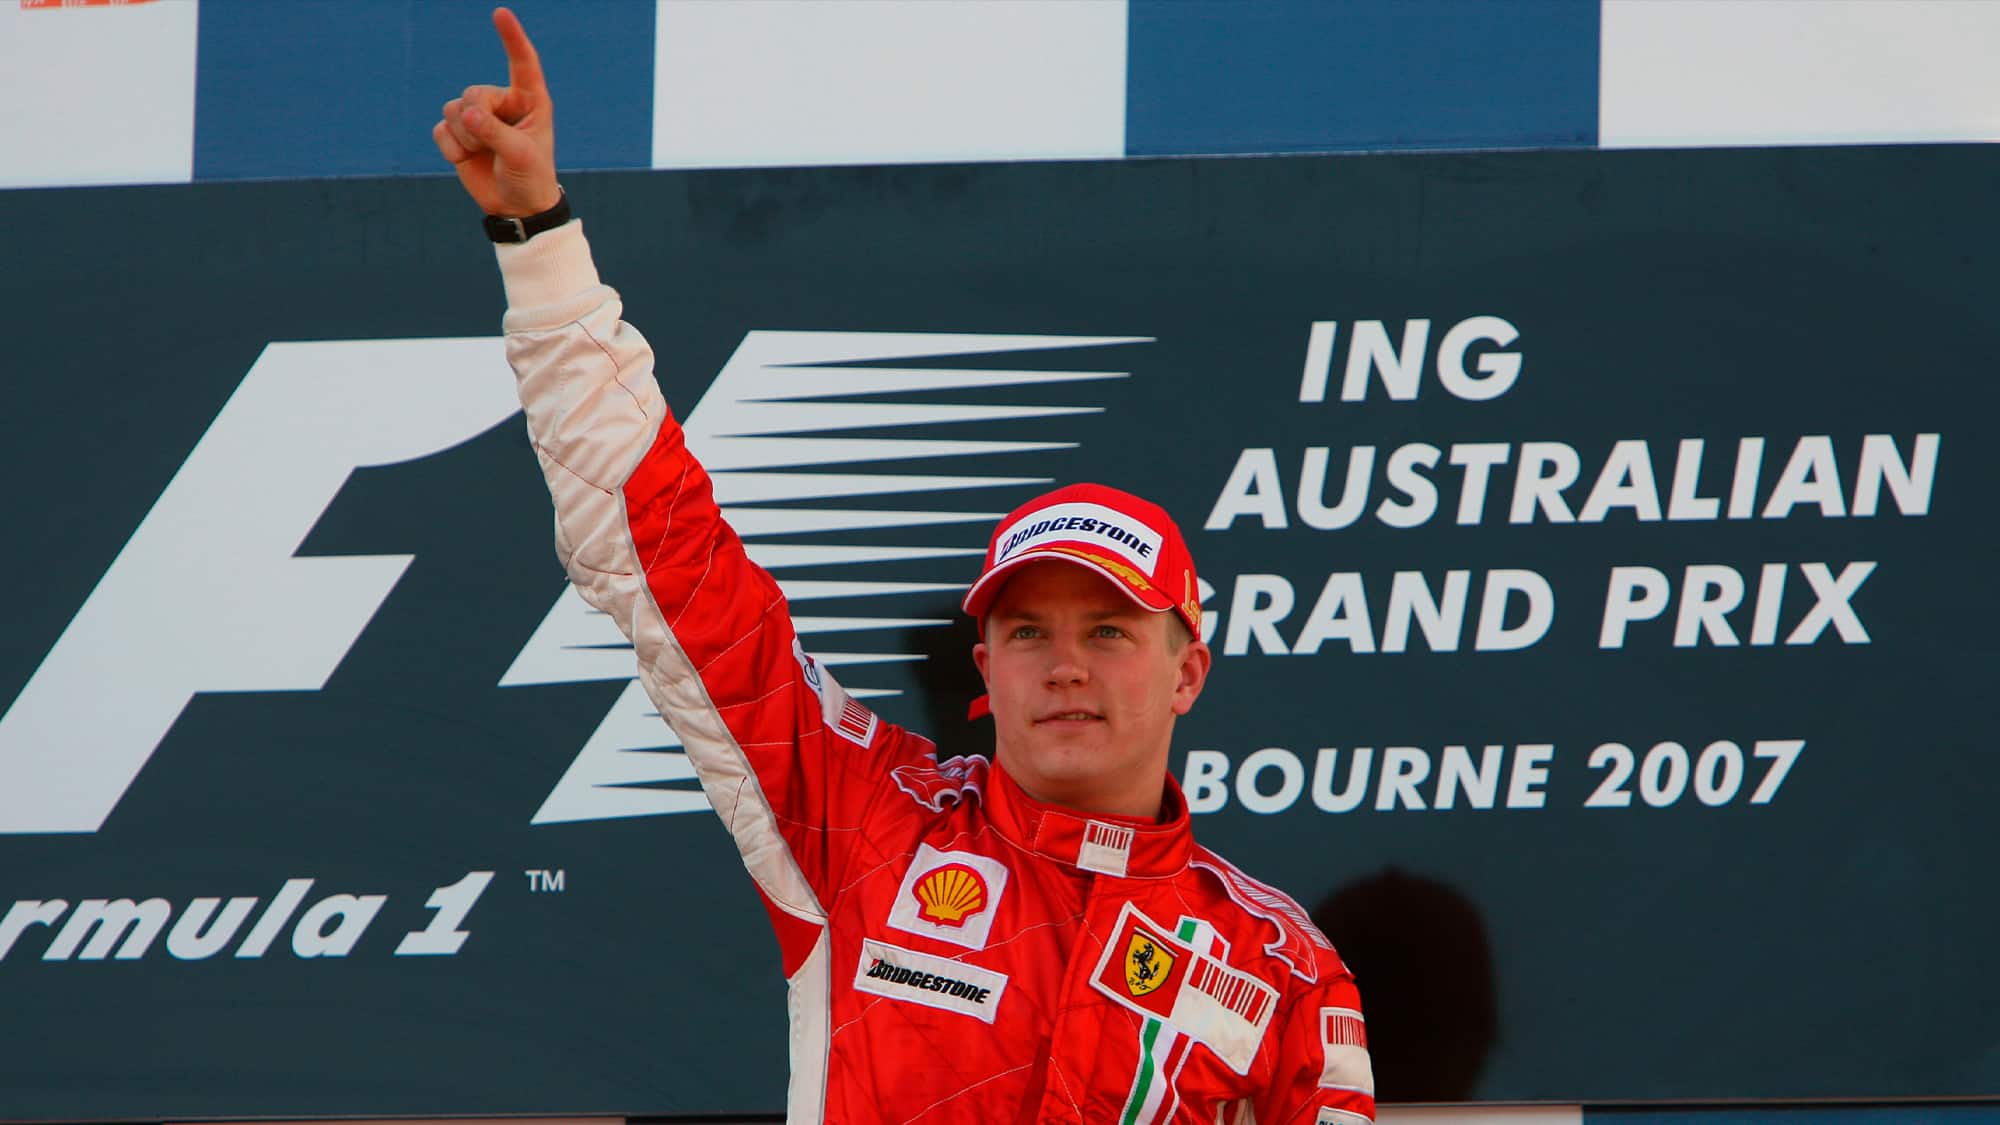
1473,570,1553,651
1237,749,1306,814
1207,449,1289,530
0,875,490,963
1507,744,1554,809
1375,749,1430,810
0,900,68,961
1674,565,1745,647
166,896,259,960
397,871,497,956
292,894,388,958
45,898,172,961
1434,316,1520,400
1602,562,1871,649
1449,443,1510,524
1510,442,1579,523
1600,567,1671,649
1577,439,1663,523
1853,433,1938,517
1381,571,1470,654
1223,575,1295,656
1762,435,1845,518
1435,745,1501,810
1666,438,1720,521
1311,749,1372,813
236,877,314,958
1298,447,1374,531
1181,744,1564,813
1184,751,1232,814
1292,573,1374,655
1788,562,1875,645
1748,562,1787,646
1376,443,1440,529
1341,319,1430,401
1727,436,1764,519
1202,434,1930,535
1298,321,1340,403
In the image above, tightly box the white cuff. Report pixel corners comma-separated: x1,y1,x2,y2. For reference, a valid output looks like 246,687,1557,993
494,219,602,322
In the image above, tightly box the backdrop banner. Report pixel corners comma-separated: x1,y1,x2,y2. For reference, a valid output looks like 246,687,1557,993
2,144,1993,1118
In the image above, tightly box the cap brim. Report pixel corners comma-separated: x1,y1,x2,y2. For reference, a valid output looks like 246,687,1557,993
961,545,1176,621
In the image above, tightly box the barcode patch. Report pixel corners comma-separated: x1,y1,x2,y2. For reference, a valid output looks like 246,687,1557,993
1188,954,1276,1026
1322,1007,1367,1048
1318,1006,1375,1094
1077,819,1135,876
831,697,878,747
1086,820,1135,851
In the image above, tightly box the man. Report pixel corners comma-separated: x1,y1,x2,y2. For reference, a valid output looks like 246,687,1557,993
436,10,1373,1122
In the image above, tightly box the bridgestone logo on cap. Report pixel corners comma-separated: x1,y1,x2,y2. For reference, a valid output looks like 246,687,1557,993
993,502,1163,576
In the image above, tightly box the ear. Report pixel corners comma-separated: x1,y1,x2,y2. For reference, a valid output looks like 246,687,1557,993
972,640,991,688
1169,640,1211,716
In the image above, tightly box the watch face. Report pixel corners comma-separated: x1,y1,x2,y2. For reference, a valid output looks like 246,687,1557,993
483,214,527,243
485,195,567,243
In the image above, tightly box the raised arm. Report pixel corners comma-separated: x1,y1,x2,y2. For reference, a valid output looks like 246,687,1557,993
435,10,941,957
432,7,560,218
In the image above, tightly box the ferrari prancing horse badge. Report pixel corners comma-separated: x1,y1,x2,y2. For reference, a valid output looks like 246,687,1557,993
1125,932,1176,996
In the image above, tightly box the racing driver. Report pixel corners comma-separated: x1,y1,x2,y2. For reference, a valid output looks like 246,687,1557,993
436,9,1374,1123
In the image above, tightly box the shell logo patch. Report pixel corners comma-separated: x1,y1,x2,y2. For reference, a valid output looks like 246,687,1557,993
887,844,1011,950
914,864,988,927
1124,931,1176,997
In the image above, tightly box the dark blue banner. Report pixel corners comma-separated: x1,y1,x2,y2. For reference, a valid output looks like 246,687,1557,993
1,144,1993,1117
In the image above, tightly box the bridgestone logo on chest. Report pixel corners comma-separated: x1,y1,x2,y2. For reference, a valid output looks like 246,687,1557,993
865,958,993,1003
853,938,1009,1024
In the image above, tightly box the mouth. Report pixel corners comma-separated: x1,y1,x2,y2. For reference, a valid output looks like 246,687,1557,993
1034,710,1104,724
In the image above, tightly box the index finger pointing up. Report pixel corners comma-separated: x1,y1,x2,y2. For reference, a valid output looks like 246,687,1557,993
492,7,545,95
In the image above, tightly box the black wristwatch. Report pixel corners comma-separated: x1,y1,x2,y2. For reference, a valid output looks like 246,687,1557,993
484,189,571,243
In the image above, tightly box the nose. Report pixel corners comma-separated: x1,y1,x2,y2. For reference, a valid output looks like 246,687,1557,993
1045,635,1089,687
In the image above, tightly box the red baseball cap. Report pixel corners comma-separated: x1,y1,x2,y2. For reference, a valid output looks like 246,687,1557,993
960,482,1202,640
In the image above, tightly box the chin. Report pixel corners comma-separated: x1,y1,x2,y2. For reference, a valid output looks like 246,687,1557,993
1012,743,1121,788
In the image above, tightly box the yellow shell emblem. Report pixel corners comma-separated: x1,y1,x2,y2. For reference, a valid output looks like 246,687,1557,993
914,864,988,927
1124,932,1176,997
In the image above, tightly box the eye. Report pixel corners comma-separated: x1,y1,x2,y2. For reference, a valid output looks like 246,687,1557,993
1093,623,1126,640
1010,624,1042,641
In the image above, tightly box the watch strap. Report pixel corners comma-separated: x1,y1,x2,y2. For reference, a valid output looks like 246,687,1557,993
484,189,571,244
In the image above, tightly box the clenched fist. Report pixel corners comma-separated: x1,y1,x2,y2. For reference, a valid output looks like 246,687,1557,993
433,7,561,218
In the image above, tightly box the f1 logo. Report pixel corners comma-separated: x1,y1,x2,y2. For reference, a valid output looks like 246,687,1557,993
1,328,1140,834
0,338,519,833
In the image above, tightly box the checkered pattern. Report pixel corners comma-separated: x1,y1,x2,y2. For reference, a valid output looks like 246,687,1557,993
4,0,1996,191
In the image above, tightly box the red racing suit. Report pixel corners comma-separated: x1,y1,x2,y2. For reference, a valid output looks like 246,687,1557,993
496,221,1375,1125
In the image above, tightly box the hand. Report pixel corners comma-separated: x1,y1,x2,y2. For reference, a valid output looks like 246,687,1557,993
434,7,561,217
